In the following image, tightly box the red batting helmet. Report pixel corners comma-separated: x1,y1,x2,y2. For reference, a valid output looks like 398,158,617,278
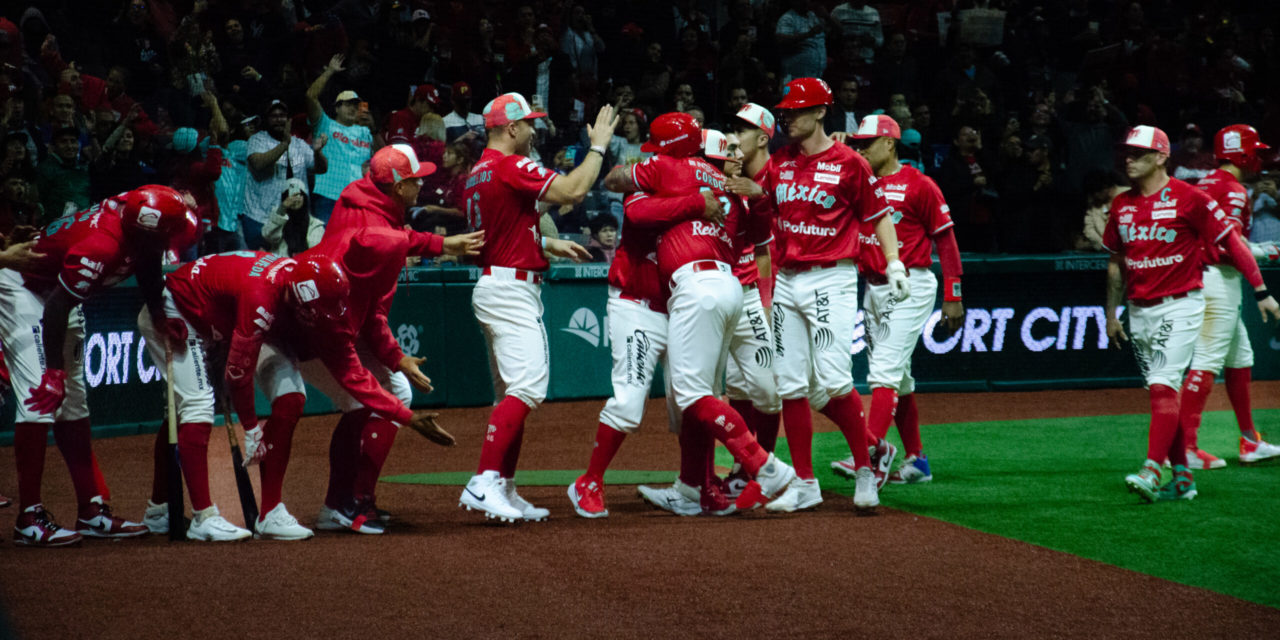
775,78,833,110
641,112,701,157
119,185,200,248
284,256,350,327
1214,124,1269,173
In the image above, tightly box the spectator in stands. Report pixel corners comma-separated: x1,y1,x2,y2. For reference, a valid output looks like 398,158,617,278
386,85,441,145
937,125,995,252
1059,85,1128,192
872,32,922,106
824,77,861,134
636,42,672,111
206,112,253,254
90,108,154,201
585,213,617,264
1,132,34,176
831,1,883,65
167,125,222,256
306,54,375,224
1077,169,1129,251
1168,123,1215,182
776,0,828,82
443,81,485,147
0,170,40,235
507,25,575,129
995,133,1062,253
42,93,93,152
111,0,169,97
244,100,327,251
685,105,706,128
262,177,323,257
1252,171,1280,243
36,126,89,221
561,3,605,97
607,110,649,168
413,140,472,235
672,82,696,113
214,17,268,107
899,128,924,170
726,86,750,116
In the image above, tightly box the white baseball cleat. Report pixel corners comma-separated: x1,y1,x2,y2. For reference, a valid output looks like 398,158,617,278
637,481,701,516
187,505,252,542
255,503,314,540
853,467,880,510
765,477,823,512
1240,437,1280,464
755,453,796,499
142,500,169,534
505,480,549,522
459,471,523,522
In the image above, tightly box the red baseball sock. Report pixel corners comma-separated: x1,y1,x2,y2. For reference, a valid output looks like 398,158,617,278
354,417,398,502
1224,368,1256,438
585,422,627,482
501,426,524,479
52,418,100,511
1178,369,1215,450
677,422,708,488
820,392,870,468
781,398,814,478
13,423,48,510
1147,384,1180,464
177,422,213,512
754,409,781,454
150,428,167,503
259,393,305,515
91,452,109,501
1168,405,1189,467
729,399,756,435
896,393,922,456
325,409,370,509
868,387,899,441
686,396,768,475
477,396,530,474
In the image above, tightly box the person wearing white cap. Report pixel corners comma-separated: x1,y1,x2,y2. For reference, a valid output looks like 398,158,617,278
1104,125,1278,503
306,54,375,224
459,93,614,523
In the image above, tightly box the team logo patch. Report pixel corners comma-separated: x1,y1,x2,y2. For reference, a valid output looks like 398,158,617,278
292,280,319,303
1222,130,1242,153
136,205,162,229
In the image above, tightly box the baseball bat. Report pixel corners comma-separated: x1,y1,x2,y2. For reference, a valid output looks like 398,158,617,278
221,397,260,532
164,340,185,542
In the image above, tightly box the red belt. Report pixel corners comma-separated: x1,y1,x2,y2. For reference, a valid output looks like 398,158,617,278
689,260,722,274
482,266,543,285
1129,291,1191,308
863,271,889,286
620,292,665,314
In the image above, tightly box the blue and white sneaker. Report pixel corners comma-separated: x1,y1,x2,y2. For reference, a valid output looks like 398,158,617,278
888,455,933,484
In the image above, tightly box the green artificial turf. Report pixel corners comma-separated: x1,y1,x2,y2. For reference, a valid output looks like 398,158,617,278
760,409,1280,609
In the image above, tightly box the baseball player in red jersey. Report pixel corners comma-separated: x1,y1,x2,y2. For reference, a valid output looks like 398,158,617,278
1177,125,1280,468
298,145,481,533
462,93,613,522
826,115,966,488
604,112,798,513
1104,126,1279,502
566,192,678,517
0,186,197,546
733,78,907,511
137,252,349,541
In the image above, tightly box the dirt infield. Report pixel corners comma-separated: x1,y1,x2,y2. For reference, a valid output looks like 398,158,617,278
3,384,1279,638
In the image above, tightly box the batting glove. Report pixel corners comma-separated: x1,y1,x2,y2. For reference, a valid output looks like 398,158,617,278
25,369,67,415
242,422,265,467
886,260,911,302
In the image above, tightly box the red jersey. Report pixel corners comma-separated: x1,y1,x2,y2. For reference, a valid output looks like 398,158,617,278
385,108,419,145
607,198,666,309
1102,178,1233,300
733,169,775,287
759,142,891,269
858,165,954,275
465,148,557,271
166,251,293,425
1194,168,1251,268
23,197,135,301
318,177,445,371
629,155,769,279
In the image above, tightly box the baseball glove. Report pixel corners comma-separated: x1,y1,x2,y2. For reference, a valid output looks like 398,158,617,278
407,412,456,447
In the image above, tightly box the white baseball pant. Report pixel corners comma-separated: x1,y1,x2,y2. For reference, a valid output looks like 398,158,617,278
0,269,90,424
137,292,214,424
725,285,781,414
472,268,549,409
598,287,669,434
666,261,742,412
863,268,937,395
772,260,859,401
1129,290,1205,389
1189,264,1253,373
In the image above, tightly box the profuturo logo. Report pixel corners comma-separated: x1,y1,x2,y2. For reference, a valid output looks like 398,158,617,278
563,308,602,347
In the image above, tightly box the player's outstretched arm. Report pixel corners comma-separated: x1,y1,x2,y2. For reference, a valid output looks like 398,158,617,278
1105,255,1127,346
441,230,485,256
545,104,619,204
543,237,592,262
0,240,45,271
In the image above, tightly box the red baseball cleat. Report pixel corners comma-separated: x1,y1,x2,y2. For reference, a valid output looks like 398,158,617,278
14,505,83,547
568,475,608,518
76,496,149,538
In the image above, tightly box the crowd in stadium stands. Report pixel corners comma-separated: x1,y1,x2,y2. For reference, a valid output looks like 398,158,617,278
2,0,1279,261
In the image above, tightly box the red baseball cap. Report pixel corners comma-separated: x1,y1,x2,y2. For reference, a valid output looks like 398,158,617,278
413,84,441,105
452,81,471,98
850,114,901,140
1122,125,1171,154
641,112,701,157
483,93,546,128
370,144,437,184
775,78,833,110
